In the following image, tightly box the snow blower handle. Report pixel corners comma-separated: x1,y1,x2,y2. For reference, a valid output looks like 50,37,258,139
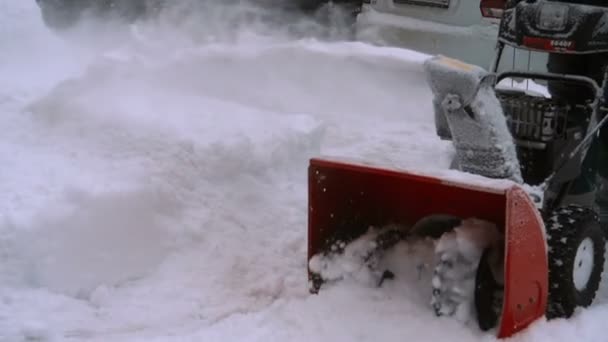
496,70,608,209
495,71,605,165
496,71,603,100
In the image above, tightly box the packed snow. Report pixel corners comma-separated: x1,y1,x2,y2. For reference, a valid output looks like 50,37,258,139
308,218,502,327
1,1,608,342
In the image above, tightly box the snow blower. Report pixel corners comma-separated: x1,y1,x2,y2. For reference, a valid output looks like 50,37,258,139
308,0,608,338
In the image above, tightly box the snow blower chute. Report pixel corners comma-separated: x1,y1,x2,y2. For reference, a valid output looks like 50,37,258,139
308,2,608,338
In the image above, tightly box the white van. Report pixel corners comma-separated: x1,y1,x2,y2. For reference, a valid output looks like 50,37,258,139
355,0,547,71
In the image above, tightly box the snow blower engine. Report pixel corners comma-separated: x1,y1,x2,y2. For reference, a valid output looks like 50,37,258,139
307,0,608,339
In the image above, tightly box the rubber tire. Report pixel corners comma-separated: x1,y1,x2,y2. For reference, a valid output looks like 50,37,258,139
409,214,462,239
475,247,502,331
545,205,606,319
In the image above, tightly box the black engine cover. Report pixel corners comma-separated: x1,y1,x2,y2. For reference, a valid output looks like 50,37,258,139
499,1,608,53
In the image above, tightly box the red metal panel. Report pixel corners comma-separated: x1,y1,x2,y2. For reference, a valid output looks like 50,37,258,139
308,158,507,262
307,158,549,339
497,187,548,338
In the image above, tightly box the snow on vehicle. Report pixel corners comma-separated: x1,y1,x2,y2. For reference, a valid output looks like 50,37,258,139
308,0,608,338
355,0,501,68
355,0,548,70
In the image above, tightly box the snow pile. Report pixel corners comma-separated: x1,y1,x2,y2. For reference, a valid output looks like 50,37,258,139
496,78,551,98
1,1,608,342
309,218,503,330
308,224,432,288
432,218,502,324
11,189,178,298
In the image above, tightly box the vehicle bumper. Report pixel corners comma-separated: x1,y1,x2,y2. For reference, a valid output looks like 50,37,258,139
355,6,500,69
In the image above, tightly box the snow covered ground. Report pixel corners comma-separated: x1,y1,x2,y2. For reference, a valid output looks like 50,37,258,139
1,1,608,341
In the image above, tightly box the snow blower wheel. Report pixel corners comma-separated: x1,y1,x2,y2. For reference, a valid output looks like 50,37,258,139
475,247,504,332
545,205,606,319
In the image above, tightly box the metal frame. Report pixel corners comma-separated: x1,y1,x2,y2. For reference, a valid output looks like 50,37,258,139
489,40,608,213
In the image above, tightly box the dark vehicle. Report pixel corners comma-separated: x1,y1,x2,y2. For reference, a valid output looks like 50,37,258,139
35,0,363,31
35,0,154,29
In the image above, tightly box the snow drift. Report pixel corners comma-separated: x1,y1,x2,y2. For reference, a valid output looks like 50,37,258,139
1,1,607,342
